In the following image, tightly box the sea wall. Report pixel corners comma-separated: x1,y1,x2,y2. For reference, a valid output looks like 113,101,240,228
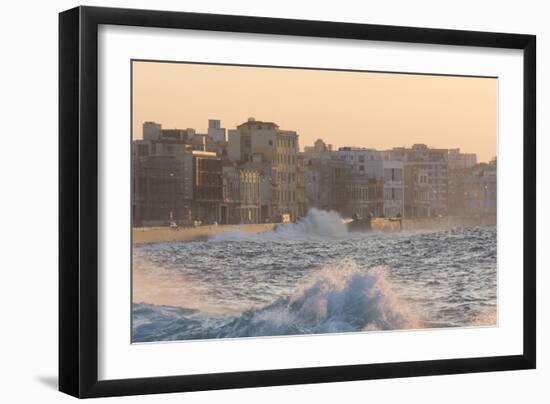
371,215,497,232
133,223,278,244
134,215,497,244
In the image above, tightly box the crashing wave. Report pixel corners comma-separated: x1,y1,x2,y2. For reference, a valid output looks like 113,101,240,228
210,208,348,242
217,261,419,337
132,260,420,342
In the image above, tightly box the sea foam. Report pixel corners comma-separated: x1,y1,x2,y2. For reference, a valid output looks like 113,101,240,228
132,260,420,341
218,261,419,337
210,208,348,242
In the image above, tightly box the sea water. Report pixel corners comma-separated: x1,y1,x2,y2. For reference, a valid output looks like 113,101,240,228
132,209,497,342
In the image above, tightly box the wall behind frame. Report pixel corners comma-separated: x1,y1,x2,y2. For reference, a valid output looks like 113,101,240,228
0,0,546,403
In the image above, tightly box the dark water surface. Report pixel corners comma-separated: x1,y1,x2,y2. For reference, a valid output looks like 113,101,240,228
132,210,497,342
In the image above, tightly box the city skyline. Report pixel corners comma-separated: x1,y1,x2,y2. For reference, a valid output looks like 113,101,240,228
132,61,497,163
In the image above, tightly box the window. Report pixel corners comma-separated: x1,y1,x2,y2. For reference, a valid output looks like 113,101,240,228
268,140,273,146
137,144,149,156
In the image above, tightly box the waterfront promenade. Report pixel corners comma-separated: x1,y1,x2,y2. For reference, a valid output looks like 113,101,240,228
133,223,278,244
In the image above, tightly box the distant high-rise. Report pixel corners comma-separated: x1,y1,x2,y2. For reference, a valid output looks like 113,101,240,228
207,119,227,143
448,148,477,169
142,121,161,140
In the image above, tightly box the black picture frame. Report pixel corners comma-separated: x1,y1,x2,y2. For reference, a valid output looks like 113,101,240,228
59,5,536,398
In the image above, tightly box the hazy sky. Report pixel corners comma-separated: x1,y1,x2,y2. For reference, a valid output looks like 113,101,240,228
132,61,497,162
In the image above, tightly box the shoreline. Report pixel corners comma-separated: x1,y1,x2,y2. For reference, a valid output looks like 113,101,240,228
133,222,278,244
133,215,496,244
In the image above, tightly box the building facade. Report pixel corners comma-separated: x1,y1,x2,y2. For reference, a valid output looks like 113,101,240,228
227,118,304,221
134,119,491,227
192,152,223,223
463,163,496,215
304,138,333,160
382,160,404,217
133,129,223,226
448,148,477,170
331,147,384,178
305,156,349,214
448,160,497,217
385,144,449,217
343,175,384,218
132,154,193,227
220,165,261,224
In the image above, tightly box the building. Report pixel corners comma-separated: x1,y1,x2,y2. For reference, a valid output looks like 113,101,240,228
220,165,261,224
132,125,222,226
448,148,477,170
464,166,497,215
382,160,404,217
204,119,229,157
331,147,384,178
142,121,161,141
317,147,403,218
132,122,195,226
136,119,233,158
448,160,497,216
448,167,469,216
192,151,223,223
227,118,303,221
132,154,193,227
207,119,227,143
304,138,333,160
238,168,261,223
132,150,223,226
303,144,405,218
305,156,350,214
343,175,384,218
133,122,202,158
295,153,307,218
384,144,449,217
403,166,430,217
329,148,384,218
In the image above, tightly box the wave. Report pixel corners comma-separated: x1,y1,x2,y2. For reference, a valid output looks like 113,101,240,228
132,260,421,342
210,208,348,242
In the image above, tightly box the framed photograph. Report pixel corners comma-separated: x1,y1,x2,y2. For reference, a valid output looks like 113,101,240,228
59,6,536,398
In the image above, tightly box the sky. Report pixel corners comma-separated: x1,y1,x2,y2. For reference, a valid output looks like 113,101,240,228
132,61,497,163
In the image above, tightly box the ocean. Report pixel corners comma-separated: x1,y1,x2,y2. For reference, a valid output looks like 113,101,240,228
132,209,497,342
